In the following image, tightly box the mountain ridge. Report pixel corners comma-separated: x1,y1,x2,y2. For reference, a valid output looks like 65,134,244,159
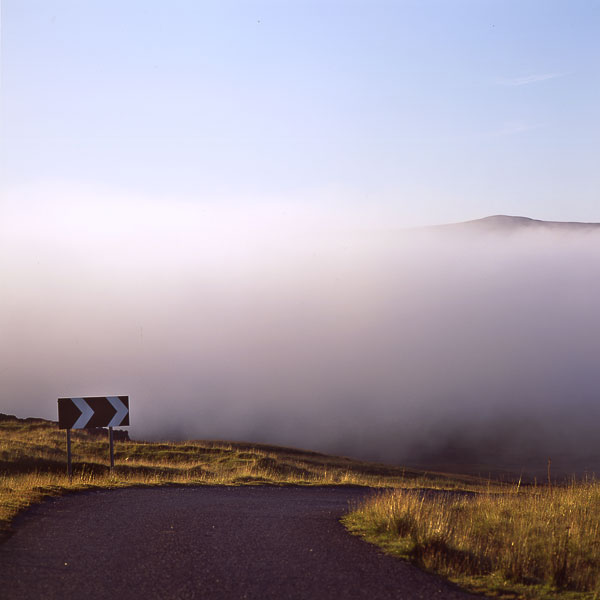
436,214,600,231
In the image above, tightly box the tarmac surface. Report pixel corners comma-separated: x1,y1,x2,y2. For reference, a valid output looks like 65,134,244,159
1,486,483,599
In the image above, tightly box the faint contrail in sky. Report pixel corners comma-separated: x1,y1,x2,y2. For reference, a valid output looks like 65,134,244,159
495,73,565,86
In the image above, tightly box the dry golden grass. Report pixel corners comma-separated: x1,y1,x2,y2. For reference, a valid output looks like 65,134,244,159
343,484,600,599
0,413,484,540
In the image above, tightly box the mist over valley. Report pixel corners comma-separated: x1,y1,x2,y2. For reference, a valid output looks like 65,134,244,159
3,198,600,478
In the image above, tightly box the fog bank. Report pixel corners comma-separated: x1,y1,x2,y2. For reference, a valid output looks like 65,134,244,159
2,189,600,476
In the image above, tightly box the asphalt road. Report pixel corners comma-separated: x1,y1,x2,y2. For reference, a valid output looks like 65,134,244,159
1,486,483,599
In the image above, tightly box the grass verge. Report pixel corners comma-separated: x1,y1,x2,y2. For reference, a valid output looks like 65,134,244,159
343,485,600,599
0,412,483,540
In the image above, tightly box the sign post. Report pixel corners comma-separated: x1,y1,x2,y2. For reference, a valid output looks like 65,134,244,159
109,427,115,472
66,428,72,480
58,396,130,477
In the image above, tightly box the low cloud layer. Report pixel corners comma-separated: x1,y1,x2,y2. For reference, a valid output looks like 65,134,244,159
2,187,600,476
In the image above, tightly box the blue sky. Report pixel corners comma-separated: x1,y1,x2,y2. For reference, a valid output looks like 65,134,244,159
2,0,599,225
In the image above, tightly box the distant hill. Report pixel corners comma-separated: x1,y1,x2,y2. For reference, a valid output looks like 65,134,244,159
434,214,600,233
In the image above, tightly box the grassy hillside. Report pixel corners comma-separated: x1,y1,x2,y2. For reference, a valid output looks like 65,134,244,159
0,413,482,541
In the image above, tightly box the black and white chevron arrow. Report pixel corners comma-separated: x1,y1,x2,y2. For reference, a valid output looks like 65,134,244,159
58,396,129,429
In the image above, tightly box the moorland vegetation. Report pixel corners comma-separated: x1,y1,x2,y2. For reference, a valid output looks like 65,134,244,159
344,483,600,599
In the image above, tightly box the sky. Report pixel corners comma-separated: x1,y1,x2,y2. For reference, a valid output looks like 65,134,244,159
2,0,599,224
1,2,600,474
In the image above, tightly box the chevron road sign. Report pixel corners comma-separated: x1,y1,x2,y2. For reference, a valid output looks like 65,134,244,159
58,396,130,478
58,396,129,429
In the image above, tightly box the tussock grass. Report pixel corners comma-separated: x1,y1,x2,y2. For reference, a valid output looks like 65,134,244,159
343,484,600,599
0,413,481,540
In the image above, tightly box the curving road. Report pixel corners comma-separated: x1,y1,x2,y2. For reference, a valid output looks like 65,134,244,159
1,486,482,599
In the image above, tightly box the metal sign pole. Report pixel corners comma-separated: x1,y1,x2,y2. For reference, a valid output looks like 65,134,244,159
66,428,72,480
109,426,115,473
